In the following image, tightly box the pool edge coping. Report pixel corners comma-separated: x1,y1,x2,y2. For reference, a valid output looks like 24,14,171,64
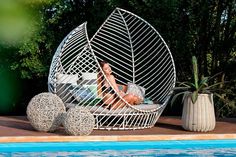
0,134,236,143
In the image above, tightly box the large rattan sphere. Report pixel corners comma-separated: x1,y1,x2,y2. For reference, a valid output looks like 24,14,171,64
63,106,95,136
27,92,66,132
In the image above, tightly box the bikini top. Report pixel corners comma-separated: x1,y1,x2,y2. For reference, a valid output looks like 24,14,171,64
102,83,115,94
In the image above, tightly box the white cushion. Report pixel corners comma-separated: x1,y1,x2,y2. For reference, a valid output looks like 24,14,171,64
65,103,160,113
112,104,160,114
56,73,78,85
82,72,97,80
135,104,160,110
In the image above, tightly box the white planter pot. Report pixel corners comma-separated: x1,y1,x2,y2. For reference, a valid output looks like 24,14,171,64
182,93,216,132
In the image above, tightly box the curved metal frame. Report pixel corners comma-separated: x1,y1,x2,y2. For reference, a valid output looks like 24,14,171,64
48,8,176,130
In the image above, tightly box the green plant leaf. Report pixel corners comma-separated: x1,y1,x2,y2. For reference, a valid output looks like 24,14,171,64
192,56,199,90
198,77,209,91
182,92,191,104
204,82,224,90
177,82,191,87
173,87,191,91
170,91,190,107
208,72,223,82
191,91,198,104
199,76,209,85
190,83,197,90
214,93,225,100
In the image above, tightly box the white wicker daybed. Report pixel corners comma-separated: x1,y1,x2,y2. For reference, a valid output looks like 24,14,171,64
48,8,176,130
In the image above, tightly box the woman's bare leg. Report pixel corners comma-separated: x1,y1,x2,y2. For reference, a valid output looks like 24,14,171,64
111,94,138,109
110,99,125,110
133,95,142,105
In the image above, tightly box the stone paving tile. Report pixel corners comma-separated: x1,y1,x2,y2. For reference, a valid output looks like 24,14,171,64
0,116,235,137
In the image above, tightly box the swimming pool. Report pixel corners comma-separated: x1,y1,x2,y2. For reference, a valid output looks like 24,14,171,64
0,139,236,156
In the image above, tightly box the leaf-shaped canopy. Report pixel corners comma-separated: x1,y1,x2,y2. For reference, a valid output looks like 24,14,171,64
90,8,176,103
48,22,90,92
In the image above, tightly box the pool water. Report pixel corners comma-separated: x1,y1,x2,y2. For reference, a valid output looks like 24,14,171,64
0,139,236,156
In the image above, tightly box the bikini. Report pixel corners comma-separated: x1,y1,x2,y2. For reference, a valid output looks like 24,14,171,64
102,85,115,94
102,81,124,95
101,79,124,110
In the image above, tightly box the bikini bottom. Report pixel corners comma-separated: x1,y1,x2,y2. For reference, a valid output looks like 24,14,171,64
103,104,112,110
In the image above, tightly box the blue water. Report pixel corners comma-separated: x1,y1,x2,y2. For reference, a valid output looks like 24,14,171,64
0,139,236,156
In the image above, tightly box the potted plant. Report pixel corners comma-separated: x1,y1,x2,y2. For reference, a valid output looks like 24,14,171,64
172,56,224,132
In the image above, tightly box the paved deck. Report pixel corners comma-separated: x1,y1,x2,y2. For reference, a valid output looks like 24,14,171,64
0,116,235,142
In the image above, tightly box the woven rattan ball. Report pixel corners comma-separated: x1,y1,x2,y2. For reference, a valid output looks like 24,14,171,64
27,92,66,132
63,106,95,136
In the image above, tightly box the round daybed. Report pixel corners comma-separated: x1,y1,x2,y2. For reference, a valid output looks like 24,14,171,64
48,8,176,130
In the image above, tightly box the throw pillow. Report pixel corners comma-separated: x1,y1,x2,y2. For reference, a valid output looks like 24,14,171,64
83,84,98,97
126,82,145,102
56,73,78,85
81,79,97,85
77,79,98,97
70,85,96,102
81,72,97,80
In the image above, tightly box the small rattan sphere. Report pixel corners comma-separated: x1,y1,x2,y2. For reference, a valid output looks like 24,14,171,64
27,92,66,132
63,106,95,136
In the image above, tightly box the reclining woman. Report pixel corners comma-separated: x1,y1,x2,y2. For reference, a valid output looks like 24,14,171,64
99,61,141,109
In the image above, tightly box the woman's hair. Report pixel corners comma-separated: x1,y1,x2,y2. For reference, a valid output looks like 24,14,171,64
98,61,108,85
99,60,108,69
99,60,114,76
98,60,116,80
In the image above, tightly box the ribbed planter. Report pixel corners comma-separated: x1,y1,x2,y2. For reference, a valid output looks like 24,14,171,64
182,93,216,132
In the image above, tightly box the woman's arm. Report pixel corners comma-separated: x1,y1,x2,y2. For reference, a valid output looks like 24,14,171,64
108,75,120,93
107,75,125,96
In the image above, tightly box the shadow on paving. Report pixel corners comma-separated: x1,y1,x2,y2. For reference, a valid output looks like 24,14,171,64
155,122,184,131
